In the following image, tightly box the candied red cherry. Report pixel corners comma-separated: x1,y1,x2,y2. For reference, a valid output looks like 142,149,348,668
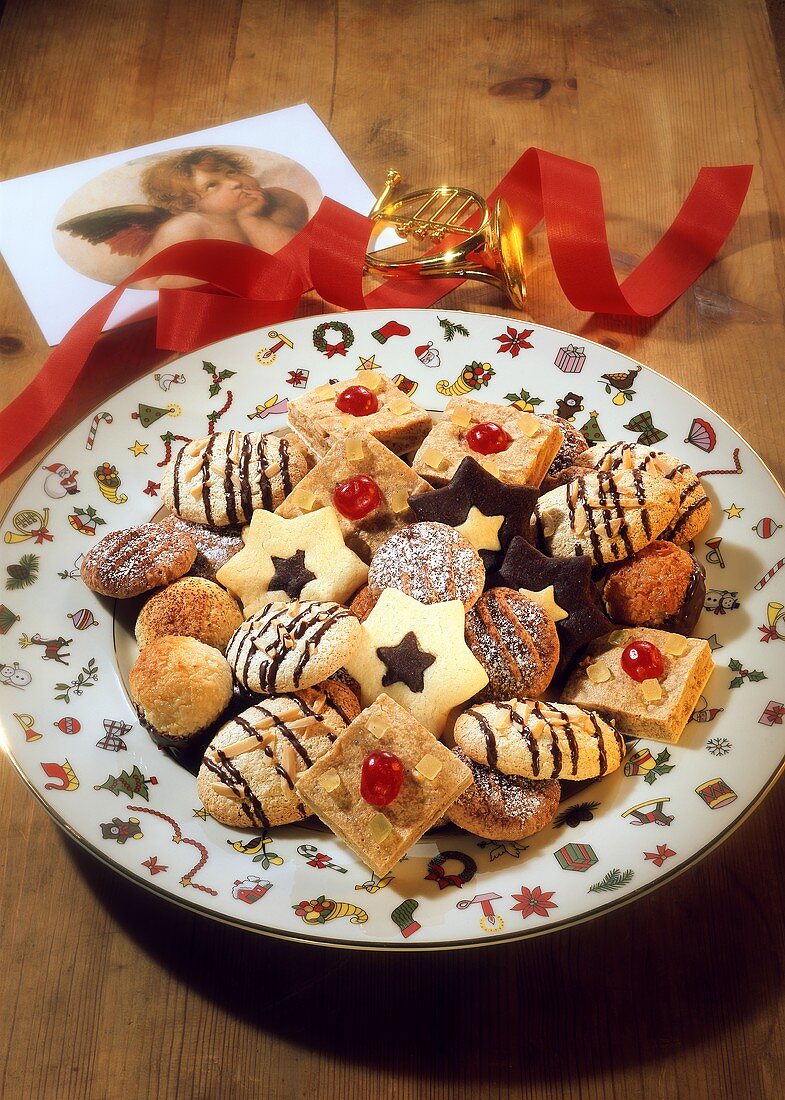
335,385,379,417
360,751,405,806
332,476,381,520
621,639,664,682
465,421,511,455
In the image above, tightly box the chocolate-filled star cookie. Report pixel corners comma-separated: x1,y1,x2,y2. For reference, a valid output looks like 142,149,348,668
408,456,538,569
496,536,611,677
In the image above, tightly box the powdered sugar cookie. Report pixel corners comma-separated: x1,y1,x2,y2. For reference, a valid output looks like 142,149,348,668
135,576,243,652
159,514,244,580
445,747,561,840
81,522,197,598
464,588,560,701
367,522,485,610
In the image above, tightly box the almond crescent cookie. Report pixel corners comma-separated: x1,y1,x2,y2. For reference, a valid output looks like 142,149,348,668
453,699,625,781
196,685,358,829
287,372,433,458
367,521,485,610
464,588,560,701
161,430,308,526
585,441,711,544
225,600,362,694
445,747,561,840
411,397,563,488
531,469,680,564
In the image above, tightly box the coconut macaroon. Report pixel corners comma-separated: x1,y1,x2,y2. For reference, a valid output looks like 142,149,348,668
130,635,233,745
135,577,243,653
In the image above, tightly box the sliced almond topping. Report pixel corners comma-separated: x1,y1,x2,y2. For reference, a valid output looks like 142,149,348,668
345,437,365,463
568,481,581,506
664,634,688,657
189,482,207,499
415,753,443,781
518,413,539,438
586,660,612,684
370,813,392,844
422,447,447,472
211,782,240,801
451,406,472,428
641,678,663,703
622,448,635,470
280,742,299,790
529,717,548,739
185,457,204,481
187,440,206,458
320,768,341,793
390,489,410,514
389,397,412,416
288,486,317,512
572,504,587,535
607,517,624,536
312,694,327,714
653,453,677,476
264,462,281,478
287,714,321,731
492,707,511,730
278,706,304,723
222,732,274,759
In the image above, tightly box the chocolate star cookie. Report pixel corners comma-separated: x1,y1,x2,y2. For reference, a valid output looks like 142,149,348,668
408,456,538,569
496,536,611,676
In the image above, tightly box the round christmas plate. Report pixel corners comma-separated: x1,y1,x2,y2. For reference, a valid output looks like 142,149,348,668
1,309,783,950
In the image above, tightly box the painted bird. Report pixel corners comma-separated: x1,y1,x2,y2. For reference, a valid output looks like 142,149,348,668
228,836,267,856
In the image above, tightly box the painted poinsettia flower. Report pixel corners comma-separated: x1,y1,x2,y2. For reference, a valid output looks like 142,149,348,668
511,885,557,919
493,326,534,357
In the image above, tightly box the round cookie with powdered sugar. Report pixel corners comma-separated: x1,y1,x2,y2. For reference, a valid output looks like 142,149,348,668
367,521,485,610
446,747,561,840
135,576,243,653
161,430,308,526
464,588,560,701
197,683,359,829
454,698,625,781
159,514,244,580
225,600,362,694
81,521,197,598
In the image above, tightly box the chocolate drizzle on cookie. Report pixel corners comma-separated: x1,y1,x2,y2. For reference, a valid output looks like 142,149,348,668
203,748,270,828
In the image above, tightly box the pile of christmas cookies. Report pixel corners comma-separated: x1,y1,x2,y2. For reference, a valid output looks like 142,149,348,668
80,371,715,878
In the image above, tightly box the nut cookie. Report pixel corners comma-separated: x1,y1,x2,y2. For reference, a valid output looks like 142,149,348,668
135,577,243,653
585,441,711,544
539,414,590,493
367,521,485,610
531,469,679,565
81,522,197,598
130,635,233,745
196,686,357,829
225,600,362,694
445,747,561,840
161,430,308,526
453,698,625,781
464,588,560,701
287,372,433,458
601,540,706,635
411,397,562,488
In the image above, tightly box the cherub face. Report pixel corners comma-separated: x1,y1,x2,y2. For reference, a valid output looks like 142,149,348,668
188,166,265,215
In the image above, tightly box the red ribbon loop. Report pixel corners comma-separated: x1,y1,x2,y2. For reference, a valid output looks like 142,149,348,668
0,149,752,476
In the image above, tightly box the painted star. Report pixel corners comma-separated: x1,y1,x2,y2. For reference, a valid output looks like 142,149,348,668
409,456,539,568
192,806,209,820
129,440,148,457
498,536,611,671
358,353,380,371
345,589,488,734
724,503,743,519
702,634,724,652
216,506,367,615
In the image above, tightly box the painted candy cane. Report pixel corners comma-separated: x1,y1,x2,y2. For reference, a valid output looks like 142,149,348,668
85,411,113,451
755,556,785,591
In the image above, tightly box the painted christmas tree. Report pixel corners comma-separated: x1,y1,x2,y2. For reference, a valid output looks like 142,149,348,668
94,765,156,801
579,410,606,444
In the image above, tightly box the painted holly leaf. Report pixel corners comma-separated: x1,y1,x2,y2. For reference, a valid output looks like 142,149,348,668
729,675,745,689
202,361,217,375
589,868,634,893
749,670,768,682
728,658,743,672
208,382,221,397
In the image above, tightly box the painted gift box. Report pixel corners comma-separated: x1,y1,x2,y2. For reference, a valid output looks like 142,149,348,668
554,343,586,373
554,842,598,872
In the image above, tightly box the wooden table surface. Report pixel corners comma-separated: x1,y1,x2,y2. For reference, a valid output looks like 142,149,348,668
2,2,785,1097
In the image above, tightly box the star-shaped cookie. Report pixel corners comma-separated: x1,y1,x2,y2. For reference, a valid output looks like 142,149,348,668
216,506,367,616
344,588,488,735
409,456,539,569
496,535,611,677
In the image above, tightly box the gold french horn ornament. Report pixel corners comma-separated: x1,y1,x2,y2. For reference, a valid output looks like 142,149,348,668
365,170,527,309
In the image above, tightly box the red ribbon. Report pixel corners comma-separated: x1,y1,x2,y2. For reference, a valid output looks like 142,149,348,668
0,149,751,476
